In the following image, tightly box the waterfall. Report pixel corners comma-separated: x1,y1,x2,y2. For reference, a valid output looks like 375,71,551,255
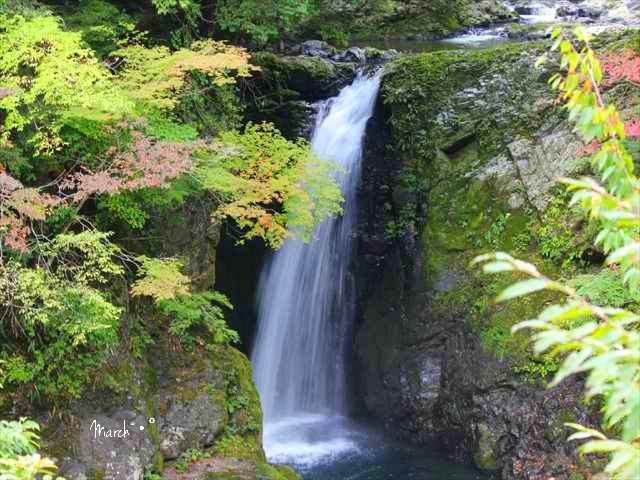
520,1,557,23
251,72,381,466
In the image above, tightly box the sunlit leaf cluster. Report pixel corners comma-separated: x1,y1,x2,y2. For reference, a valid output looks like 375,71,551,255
0,15,132,154
113,40,257,110
0,419,63,480
197,123,343,248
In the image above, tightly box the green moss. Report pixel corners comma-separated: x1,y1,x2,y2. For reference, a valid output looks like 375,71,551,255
213,346,263,438
533,190,596,268
473,424,499,471
282,56,334,80
39,414,83,462
87,467,107,480
205,473,240,479
213,435,263,462
382,42,545,163
545,408,577,444
628,29,640,53
571,269,640,309
146,398,164,471
257,463,302,480
250,52,341,102
380,43,604,373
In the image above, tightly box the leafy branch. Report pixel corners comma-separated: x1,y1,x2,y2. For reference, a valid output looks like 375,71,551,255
475,26,640,479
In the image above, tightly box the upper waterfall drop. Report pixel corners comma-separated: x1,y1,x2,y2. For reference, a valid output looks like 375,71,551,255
251,72,381,465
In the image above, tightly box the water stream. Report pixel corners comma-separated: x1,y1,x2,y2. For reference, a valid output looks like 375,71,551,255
251,74,482,478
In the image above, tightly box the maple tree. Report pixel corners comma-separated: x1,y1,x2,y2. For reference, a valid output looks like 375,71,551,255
61,131,196,203
196,122,343,248
0,14,131,155
601,49,640,87
624,119,640,138
0,1,344,412
572,47,640,155
112,40,257,110
0,171,58,254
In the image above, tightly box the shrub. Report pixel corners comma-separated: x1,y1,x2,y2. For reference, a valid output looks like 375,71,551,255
475,27,640,479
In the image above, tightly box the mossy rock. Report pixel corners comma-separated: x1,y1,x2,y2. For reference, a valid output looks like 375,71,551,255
214,346,263,440
545,408,578,444
257,463,302,480
472,423,500,471
251,52,356,102
378,41,599,372
381,42,549,163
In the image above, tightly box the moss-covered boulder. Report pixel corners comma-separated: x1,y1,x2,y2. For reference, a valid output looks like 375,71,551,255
243,51,358,140
250,52,357,103
354,42,603,479
41,343,273,480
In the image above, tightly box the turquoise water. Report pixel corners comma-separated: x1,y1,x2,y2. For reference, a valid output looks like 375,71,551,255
268,418,484,480
303,442,484,480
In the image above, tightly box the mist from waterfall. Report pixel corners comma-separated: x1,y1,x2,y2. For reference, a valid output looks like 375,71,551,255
251,72,381,466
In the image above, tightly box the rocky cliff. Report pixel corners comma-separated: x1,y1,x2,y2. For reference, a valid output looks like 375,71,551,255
352,34,640,478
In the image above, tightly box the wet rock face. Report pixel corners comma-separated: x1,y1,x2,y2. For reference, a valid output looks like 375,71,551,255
471,127,584,211
333,47,367,64
557,4,580,17
505,130,583,210
435,330,599,478
294,39,337,58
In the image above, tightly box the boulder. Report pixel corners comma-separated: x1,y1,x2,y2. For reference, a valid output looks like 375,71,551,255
281,55,356,100
505,130,584,210
472,126,584,211
44,346,264,480
298,40,336,58
250,52,358,102
514,6,535,15
557,4,580,16
154,373,228,460
332,47,366,64
565,0,639,21
578,5,604,17
53,410,156,480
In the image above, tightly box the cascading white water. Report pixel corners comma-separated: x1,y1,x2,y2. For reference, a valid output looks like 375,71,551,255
520,1,558,23
251,72,381,466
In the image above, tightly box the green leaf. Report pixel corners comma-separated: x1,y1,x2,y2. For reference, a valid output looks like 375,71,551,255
566,423,607,440
496,278,550,302
482,261,514,273
580,439,625,454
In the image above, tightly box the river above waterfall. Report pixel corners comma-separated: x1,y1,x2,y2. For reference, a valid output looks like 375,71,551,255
354,28,512,53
